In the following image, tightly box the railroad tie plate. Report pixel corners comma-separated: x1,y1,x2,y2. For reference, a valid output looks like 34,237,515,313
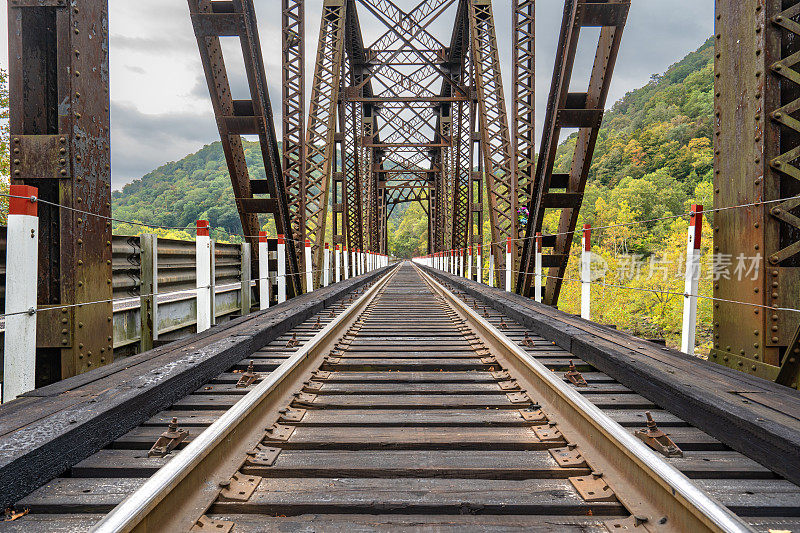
264,424,295,442
292,392,317,407
549,446,588,468
506,391,531,404
303,380,324,391
533,425,566,443
279,407,307,422
569,474,617,502
191,516,234,532
490,370,511,380
603,516,653,531
519,408,548,423
498,379,521,391
480,356,497,365
246,445,282,467
219,472,262,501
313,370,331,380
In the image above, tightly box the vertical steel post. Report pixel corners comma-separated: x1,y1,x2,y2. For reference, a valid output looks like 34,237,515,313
2,185,39,403
323,243,331,287
489,254,495,287
581,224,591,320
534,232,543,303
343,247,350,280
139,234,158,353
335,244,341,283
258,232,270,310
196,221,212,333
277,234,287,304
467,246,473,280
304,239,313,292
477,246,482,282
240,242,252,316
505,237,513,291
681,205,703,355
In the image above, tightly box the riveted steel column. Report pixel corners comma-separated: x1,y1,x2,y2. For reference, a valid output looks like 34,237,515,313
9,0,113,382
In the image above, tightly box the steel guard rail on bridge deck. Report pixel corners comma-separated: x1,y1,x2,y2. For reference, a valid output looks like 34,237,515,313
421,264,800,488
0,265,390,510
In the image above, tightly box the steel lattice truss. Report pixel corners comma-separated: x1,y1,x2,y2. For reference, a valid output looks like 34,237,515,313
299,0,519,276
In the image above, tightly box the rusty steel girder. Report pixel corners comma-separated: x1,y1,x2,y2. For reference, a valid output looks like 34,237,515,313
189,0,302,297
513,0,535,222
282,0,307,249
9,0,113,382
711,0,800,388
517,0,629,303
305,0,347,278
469,0,517,288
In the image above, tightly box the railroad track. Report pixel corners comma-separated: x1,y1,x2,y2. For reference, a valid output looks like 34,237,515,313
5,263,800,532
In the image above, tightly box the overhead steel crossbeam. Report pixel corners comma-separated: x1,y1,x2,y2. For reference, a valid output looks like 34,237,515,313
189,0,302,297
517,0,630,304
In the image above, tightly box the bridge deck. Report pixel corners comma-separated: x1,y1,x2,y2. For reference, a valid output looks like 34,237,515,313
0,264,799,531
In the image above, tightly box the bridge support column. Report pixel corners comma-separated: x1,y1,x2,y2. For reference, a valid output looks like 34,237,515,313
196,221,212,333
139,234,158,353
259,233,270,310
681,206,703,355
581,224,591,320
3,185,39,403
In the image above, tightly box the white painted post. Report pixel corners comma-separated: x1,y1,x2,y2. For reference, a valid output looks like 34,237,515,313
277,234,287,304
534,232,543,303
467,246,473,280
681,205,703,355
343,247,350,280
581,224,591,320
323,243,331,287
2,185,39,403
304,239,313,292
258,231,269,310
459,249,464,277
476,246,482,283
335,244,341,283
505,237,513,292
196,220,212,333
488,253,495,287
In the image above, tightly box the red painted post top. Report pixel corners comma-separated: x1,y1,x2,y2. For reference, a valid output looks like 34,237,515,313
582,224,591,252
468,246,472,253
324,242,329,249
305,239,311,247
9,184,38,216
535,232,542,252
335,244,340,250
507,237,513,251
196,220,210,237
690,204,703,249
259,231,268,243
277,234,285,244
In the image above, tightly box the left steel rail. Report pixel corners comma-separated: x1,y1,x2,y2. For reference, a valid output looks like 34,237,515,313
91,266,397,533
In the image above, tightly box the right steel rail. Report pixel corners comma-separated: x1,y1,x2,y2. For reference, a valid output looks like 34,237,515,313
418,265,753,533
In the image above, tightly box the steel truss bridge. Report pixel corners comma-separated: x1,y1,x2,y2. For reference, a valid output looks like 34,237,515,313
3,0,800,531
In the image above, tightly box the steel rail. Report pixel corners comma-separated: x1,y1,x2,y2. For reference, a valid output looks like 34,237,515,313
90,266,398,533
416,265,753,533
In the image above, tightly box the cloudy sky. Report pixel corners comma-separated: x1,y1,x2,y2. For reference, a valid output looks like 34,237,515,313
0,1,713,190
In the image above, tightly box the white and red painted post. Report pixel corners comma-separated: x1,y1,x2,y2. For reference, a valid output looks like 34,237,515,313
323,243,331,287
505,237,513,292
581,224,591,320
681,205,704,354
335,244,341,283
488,252,495,287
277,234,287,304
3,185,39,403
196,220,212,333
343,246,350,280
476,245,482,283
459,248,464,277
304,239,313,292
534,232,543,303
258,231,270,310
467,246,473,280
